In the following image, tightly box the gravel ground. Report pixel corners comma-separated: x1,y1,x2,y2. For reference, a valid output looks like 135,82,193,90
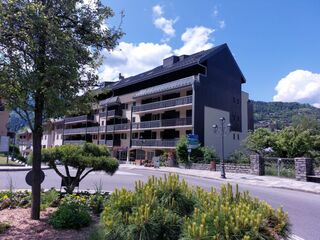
0,208,98,240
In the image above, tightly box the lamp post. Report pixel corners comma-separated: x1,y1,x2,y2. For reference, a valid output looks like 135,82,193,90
212,117,231,179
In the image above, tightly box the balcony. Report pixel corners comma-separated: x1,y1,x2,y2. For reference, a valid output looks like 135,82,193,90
64,115,94,124
137,117,192,129
133,95,192,113
132,139,178,148
64,140,86,145
63,128,87,135
99,109,122,118
97,139,121,147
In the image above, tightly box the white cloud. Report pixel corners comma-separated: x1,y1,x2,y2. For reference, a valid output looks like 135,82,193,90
213,6,219,17
273,70,320,107
174,26,214,55
152,5,177,41
219,20,226,29
99,42,172,81
98,26,215,81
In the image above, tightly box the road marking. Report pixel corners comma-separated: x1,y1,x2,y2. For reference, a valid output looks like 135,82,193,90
290,235,304,240
88,170,142,176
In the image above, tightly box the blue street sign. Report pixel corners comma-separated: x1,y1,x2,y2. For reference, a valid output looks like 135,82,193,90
187,134,199,149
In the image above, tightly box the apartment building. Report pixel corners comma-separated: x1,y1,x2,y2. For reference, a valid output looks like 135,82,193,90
41,43,253,161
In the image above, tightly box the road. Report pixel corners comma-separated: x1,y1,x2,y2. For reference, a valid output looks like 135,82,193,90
0,167,319,240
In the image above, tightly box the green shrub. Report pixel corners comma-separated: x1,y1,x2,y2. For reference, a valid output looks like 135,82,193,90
227,150,250,164
0,222,10,234
49,201,91,229
100,175,290,240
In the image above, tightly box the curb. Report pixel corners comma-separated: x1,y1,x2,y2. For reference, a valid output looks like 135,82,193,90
0,166,51,172
121,165,320,195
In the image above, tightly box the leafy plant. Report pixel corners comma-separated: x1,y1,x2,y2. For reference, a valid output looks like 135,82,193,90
227,150,250,164
49,201,91,229
40,143,119,193
0,222,10,234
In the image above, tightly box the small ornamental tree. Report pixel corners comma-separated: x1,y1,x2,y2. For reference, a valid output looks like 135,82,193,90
41,143,119,193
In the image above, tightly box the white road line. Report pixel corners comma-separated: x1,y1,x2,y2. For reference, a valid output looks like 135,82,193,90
289,235,304,240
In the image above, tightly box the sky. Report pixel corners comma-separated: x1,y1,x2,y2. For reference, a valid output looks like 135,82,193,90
95,0,320,106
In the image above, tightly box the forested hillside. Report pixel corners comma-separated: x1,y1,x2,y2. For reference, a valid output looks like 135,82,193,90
253,101,320,129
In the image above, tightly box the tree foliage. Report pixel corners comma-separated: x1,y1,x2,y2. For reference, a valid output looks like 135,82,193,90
41,143,119,194
0,0,123,218
244,128,275,155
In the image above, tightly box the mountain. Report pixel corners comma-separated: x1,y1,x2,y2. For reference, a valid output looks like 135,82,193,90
252,101,320,129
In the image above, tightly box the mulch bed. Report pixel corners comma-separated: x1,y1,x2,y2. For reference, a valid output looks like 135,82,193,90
0,208,98,240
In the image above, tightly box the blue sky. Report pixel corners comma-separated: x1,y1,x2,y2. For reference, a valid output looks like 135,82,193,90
97,0,320,105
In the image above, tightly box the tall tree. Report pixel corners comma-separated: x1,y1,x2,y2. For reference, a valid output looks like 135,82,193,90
0,0,123,219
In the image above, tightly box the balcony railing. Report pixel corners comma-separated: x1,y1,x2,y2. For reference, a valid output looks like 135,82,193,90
97,139,121,146
133,95,192,113
132,139,178,147
64,140,86,145
63,128,87,135
99,109,122,118
138,118,192,129
64,115,94,124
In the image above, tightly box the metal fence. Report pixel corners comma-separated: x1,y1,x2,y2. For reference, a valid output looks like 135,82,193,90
264,157,295,178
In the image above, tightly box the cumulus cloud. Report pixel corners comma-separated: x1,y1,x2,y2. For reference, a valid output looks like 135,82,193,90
99,42,172,80
152,5,178,41
273,70,320,107
98,26,215,81
174,26,214,55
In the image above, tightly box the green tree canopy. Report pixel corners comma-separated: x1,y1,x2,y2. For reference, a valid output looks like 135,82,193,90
41,143,119,194
0,0,123,219
244,128,275,155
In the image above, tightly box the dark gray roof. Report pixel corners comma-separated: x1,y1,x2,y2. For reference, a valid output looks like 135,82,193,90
110,44,227,90
133,76,195,98
99,96,121,106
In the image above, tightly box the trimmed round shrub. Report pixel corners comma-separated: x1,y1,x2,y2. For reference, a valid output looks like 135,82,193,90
49,201,91,229
100,174,290,240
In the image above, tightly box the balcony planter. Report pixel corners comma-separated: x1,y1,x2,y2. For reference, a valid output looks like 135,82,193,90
210,160,216,171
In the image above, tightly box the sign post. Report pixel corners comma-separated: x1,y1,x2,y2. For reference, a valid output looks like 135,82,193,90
187,134,199,166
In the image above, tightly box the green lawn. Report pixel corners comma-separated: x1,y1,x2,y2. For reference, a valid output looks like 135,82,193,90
0,155,23,165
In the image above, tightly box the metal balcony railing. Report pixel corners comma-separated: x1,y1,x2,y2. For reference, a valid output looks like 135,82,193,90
97,139,121,146
63,128,87,135
138,117,192,129
64,140,86,145
99,109,122,118
133,95,192,112
132,139,178,147
64,115,94,124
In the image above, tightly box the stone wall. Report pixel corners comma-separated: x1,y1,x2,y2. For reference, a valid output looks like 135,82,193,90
180,163,251,174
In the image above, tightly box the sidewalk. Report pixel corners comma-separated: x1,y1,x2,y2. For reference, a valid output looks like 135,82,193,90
0,165,50,171
120,164,320,194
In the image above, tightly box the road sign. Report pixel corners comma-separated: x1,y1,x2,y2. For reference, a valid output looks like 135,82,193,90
0,136,9,152
25,170,45,186
187,134,199,149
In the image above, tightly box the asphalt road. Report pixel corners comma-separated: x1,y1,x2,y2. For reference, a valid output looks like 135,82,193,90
0,167,319,240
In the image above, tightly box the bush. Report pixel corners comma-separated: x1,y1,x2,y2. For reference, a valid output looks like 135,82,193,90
0,222,10,234
100,175,290,240
49,201,91,229
227,150,250,164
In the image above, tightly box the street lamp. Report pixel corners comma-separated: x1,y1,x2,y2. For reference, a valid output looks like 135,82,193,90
212,117,231,179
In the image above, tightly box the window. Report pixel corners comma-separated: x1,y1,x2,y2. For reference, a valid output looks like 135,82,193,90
132,117,136,123
100,134,105,140
136,149,145,160
233,97,236,103
101,121,104,126
186,110,192,117
132,133,138,139
186,90,192,96
93,135,98,140
42,145,46,149
237,134,240,140
132,102,136,106
44,135,47,140
233,133,235,140
56,135,59,140
237,99,240,104
121,133,127,139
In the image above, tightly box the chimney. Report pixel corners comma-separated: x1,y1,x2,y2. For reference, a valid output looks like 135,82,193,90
119,73,124,80
163,56,179,67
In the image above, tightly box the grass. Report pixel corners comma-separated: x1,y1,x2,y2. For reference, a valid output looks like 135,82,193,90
0,155,23,166
0,222,10,234
265,162,295,178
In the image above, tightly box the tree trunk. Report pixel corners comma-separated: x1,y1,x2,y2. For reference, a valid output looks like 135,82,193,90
31,93,44,220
